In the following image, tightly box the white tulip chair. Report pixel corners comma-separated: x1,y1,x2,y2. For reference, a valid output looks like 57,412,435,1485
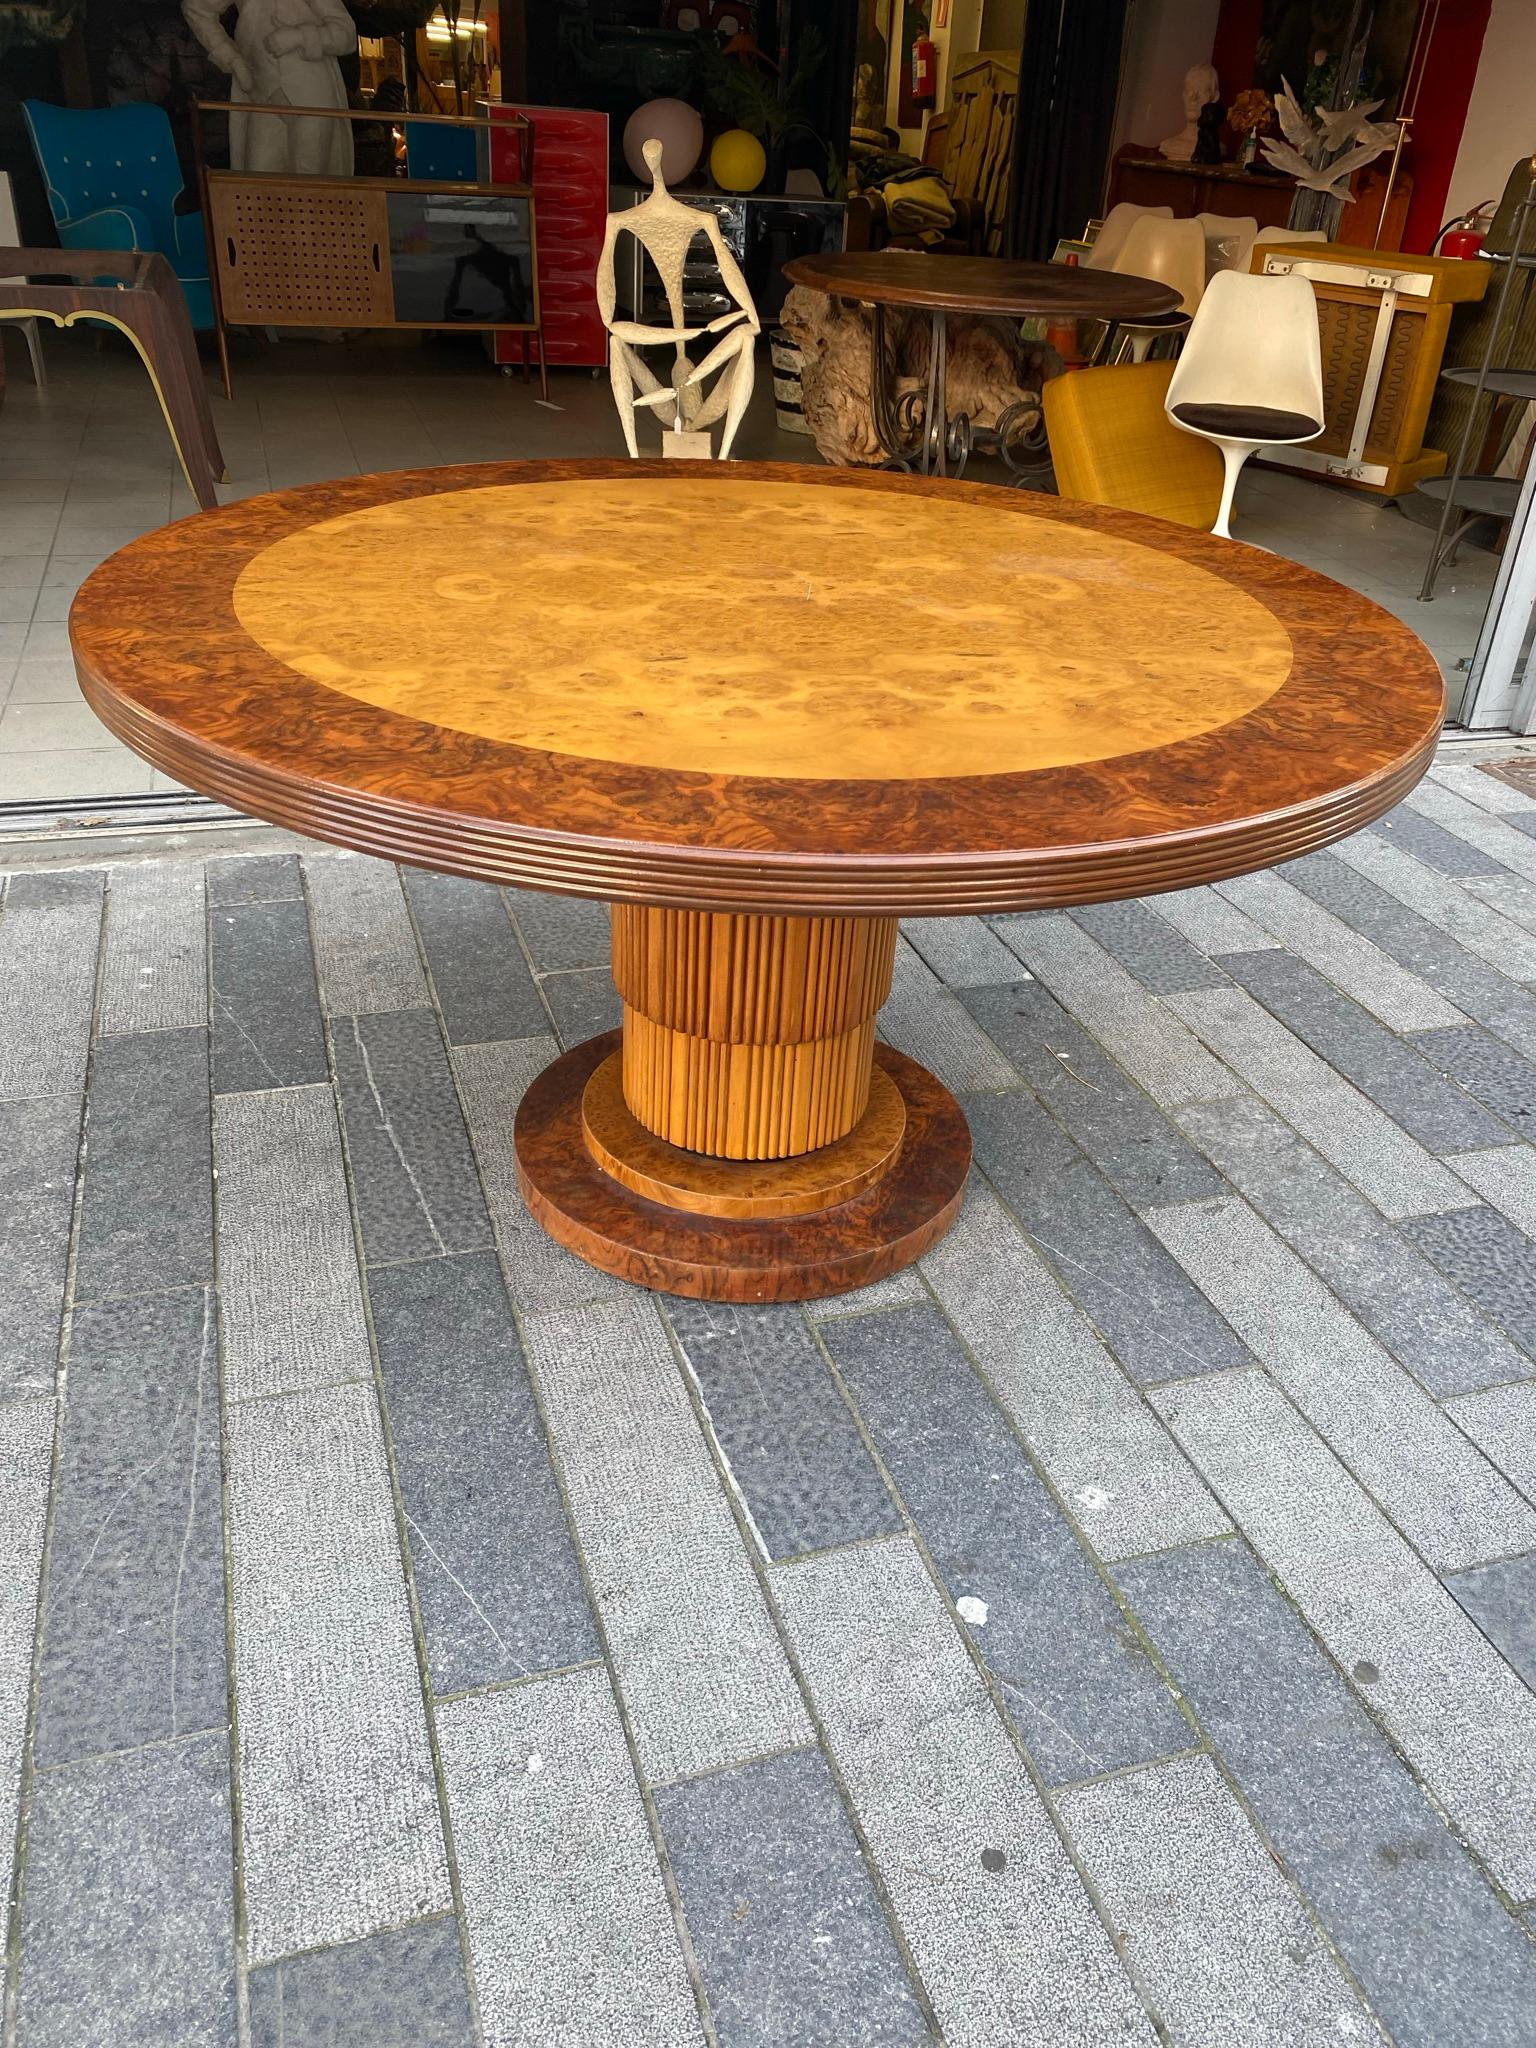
1104,214,1207,361
1165,269,1325,539
1085,201,1173,271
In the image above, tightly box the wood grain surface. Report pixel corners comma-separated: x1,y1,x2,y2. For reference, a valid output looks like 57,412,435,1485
231,477,1294,781
515,1031,970,1301
71,459,1445,917
581,1052,907,1219
782,251,1182,320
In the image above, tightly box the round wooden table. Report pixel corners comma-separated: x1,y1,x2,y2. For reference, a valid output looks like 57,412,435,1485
782,250,1181,477
72,460,1444,1302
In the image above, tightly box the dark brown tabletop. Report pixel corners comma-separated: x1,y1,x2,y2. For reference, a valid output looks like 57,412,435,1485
782,250,1181,321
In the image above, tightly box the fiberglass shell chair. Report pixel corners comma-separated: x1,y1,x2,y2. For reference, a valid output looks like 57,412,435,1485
1101,214,1206,362
1043,359,1224,529
1196,211,1258,282
1085,201,1172,272
1250,226,1329,262
1165,269,1324,540
23,100,213,330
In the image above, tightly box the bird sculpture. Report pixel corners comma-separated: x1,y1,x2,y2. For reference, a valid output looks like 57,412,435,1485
1260,79,1400,200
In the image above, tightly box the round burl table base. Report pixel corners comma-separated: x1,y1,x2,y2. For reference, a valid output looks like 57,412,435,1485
515,1032,971,1303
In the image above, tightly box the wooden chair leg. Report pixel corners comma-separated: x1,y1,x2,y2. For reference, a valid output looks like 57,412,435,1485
115,294,227,510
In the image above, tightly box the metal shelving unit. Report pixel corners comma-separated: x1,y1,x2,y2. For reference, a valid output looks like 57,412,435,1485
1418,164,1536,600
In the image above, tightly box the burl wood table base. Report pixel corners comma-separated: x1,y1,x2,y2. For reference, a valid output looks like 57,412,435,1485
71,461,1445,1301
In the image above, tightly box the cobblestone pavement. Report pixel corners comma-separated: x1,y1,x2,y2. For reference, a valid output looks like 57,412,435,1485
5,751,1536,2046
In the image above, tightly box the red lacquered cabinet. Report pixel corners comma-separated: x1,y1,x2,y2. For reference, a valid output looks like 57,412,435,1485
489,103,609,371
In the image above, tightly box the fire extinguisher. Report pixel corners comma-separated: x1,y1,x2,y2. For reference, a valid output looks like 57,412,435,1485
911,31,938,106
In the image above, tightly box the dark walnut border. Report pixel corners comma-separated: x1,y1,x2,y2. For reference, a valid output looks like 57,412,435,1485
72,460,1444,917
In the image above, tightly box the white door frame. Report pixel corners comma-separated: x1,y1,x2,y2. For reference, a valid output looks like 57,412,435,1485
1457,449,1536,731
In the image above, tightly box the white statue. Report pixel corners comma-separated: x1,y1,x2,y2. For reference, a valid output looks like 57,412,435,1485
596,139,760,460
1160,62,1220,162
183,0,356,178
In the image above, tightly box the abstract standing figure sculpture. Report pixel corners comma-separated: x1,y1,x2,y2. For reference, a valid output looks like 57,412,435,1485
182,0,356,177
596,139,760,460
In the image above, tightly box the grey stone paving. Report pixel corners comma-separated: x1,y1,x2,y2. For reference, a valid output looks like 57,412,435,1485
7,757,1536,2044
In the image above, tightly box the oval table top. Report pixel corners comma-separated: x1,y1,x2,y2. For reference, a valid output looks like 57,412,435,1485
72,460,1444,917
782,250,1181,322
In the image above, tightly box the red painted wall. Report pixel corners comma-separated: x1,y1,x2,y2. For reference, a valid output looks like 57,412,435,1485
1206,0,1493,252
1210,0,1263,101
1401,0,1493,251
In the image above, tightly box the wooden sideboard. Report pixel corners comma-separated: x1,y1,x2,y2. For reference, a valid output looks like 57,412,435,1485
1106,147,1412,251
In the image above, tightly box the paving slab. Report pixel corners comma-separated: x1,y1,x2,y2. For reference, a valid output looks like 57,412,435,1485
1283,848,1536,1061
0,1396,54,1954
522,1296,810,1783
824,1303,1192,1782
1178,1096,1532,1394
1150,1367,1536,1897
772,1538,1156,2048
74,1026,212,1300
1118,1537,1536,2047
247,1917,474,2048
962,978,1223,1210
209,895,327,1093
921,1183,1230,1562
967,1088,1252,1384
0,1092,80,1397
370,1250,597,1693
665,1297,901,1561
454,1035,635,1311
331,1007,492,1265
1213,869,1462,1031
401,869,547,1044
1169,984,1468,1218
303,852,429,1016
1147,1195,1536,1569
654,1748,928,2048
225,1380,450,1962
214,1084,373,1402
0,865,101,1097
995,913,1238,1108
17,1730,237,2048
437,1670,704,2046
99,856,206,1033
877,943,1018,1093
1068,898,1231,993
36,1287,223,1768
1057,1755,1372,2047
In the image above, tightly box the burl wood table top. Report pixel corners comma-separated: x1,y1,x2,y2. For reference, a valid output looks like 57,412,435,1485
72,460,1444,916
783,250,1181,321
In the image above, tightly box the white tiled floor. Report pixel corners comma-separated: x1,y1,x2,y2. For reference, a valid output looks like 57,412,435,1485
0,323,1502,806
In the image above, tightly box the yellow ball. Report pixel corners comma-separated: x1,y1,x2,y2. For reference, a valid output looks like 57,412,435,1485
710,128,767,193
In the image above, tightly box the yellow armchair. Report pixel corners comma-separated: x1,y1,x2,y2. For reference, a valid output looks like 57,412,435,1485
1043,360,1224,530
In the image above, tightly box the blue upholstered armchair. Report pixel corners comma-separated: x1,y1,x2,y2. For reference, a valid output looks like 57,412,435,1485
22,101,213,331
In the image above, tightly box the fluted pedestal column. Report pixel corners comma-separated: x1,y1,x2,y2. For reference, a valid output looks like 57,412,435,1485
513,906,970,1302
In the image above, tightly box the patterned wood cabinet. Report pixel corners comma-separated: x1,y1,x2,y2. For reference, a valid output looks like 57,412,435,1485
1250,241,1491,495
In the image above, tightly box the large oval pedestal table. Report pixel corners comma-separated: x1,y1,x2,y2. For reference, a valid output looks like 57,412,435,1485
72,461,1444,1302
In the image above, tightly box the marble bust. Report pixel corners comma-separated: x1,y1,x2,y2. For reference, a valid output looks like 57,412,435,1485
1160,62,1220,162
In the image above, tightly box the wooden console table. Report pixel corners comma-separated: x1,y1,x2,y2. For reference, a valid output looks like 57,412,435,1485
193,102,544,400
70,461,1443,1302
1107,146,1411,248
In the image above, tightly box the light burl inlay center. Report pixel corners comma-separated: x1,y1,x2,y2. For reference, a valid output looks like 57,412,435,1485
232,478,1295,781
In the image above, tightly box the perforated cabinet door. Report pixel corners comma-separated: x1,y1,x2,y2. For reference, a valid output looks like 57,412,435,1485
209,178,395,328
